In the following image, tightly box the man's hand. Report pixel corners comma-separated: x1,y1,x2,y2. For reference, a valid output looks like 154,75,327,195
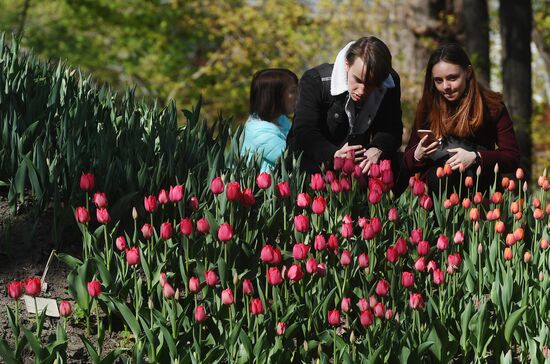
334,143,366,163
358,147,383,174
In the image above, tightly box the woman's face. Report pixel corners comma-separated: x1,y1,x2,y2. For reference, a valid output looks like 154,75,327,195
283,83,298,115
431,61,471,102
345,58,374,103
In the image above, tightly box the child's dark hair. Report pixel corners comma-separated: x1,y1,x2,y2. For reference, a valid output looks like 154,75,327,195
250,68,298,122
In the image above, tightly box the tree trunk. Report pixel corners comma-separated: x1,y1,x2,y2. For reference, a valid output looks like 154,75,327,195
499,0,532,179
462,0,490,86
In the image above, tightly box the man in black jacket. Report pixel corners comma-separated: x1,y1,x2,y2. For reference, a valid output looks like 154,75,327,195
287,36,403,174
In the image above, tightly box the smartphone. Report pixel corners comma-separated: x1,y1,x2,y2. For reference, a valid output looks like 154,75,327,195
417,129,438,144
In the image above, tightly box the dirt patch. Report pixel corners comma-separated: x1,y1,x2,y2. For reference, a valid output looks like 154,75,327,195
0,194,124,363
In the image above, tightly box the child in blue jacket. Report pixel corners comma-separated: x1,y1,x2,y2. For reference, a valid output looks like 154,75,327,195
241,68,298,172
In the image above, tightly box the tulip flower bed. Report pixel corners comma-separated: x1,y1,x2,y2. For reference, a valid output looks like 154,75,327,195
4,160,549,363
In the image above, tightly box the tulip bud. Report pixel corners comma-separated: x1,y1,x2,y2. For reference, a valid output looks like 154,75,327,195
204,270,219,286
132,207,138,220
464,176,473,188
141,223,154,239
195,305,207,323
241,188,255,206
148,297,154,310
494,163,499,174
350,331,356,344
453,230,464,244
226,181,241,202
373,302,385,318
188,196,199,211
188,277,200,293
417,240,430,256
436,167,445,178
539,271,545,282
75,207,90,224
444,164,452,176
503,247,513,261
501,177,510,189
495,221,505,234
296,193,311,208
360,309,374,327
96,208,111,224
287,264,304,282
169,185,184,203
357,253,369,268
477,243,483,254
375,279,390,296
340,250,352,266
174,289,180,301
276,322,286,336
250,298,264,315
311,196,327,215
328,309,340,326
414,257,426,272
93,192,108,208
341,297,351,313
242,278,254,296
306,257,318,274
534,208,544,220
59,301,72,317
476,165,481,176
523,251,532,263
409,293,424,309
87,279,101,298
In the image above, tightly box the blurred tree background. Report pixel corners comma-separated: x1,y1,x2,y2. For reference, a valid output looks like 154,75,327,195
0,0,548,175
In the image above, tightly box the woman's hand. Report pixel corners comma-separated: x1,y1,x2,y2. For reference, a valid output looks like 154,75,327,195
447,148,477,171
414,136,440,161
334,143,366,162
358,147,383,174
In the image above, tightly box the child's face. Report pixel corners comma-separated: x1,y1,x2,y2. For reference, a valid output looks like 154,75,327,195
283,84,298,115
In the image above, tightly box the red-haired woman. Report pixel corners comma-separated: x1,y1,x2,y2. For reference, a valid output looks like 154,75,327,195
404,43,520,195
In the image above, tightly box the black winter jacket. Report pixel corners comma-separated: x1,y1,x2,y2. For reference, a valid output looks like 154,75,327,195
286,63,403,173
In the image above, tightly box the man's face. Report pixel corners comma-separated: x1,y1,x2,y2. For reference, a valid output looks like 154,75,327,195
345,58,375,102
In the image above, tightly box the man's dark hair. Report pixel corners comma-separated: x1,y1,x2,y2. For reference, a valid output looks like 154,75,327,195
346,36,392,88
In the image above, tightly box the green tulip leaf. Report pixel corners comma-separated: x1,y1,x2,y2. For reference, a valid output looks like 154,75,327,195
0,339,19,364
79,334,100,364
504,305,527,344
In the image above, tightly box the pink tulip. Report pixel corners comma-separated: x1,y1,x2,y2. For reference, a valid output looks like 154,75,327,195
292,243,309,261
276,322,286,336
268,267,283,286
358,253,369,268
59,301,72,317
158,189,169,205
221,288,234,305
169,185,184,202
386,246,398,263
204,270,219,287
341,223,354,238
314,234,326,251
360,309,374,327
250,298,264,315
141,223,154,239
87,279,101,298
311,196,327,214
436,235,449,251
340,250,351,266
256,172,272,189
417,240,430,256
294,214,310,232
115,236,126,251
241,188,256,206
226,181,241,202
276,181,291,198
126,247,140,265
306,258,318,274
373,302,385,318
188,196,199,211
144,195,158,212
296,193,311,208
93,192,108,208
260,245,275,263
196,217,210,234
210,177,224,194
96,208,111,224
195,305,207,323
328,309,340,326
410,228,422,244
217,223,233,242
433,269,445,285
311,173,325,191
375,279,389,296
341,297,351,313
75,207,90,223
316,262,327,277
80,173,95,191
188,277,200,293
395,237,407,255
414,257,426,272
409,293,424,309
358,298,369,312
388,207,398,222
287,264,304,282
180,218,193,236
401,271,414,288
242,279,254,296
453,230,464,244
160,222,173,240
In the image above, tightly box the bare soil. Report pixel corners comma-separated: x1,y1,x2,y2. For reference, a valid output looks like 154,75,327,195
0,194,123,363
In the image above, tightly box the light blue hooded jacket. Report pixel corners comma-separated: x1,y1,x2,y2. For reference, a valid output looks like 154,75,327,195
240,114,291,172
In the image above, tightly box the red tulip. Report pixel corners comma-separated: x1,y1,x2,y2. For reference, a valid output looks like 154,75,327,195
250,298,264,315
395,237,407,255
327,234,338,252
158,189,169,205
188,196,199,211
358,253,369,268
271,248,282,264
59,301,72,317
360,309,374,327
115,236,126,251
260,245,275,263
93,192,108,208
179,218,193,236
340,177,351,191
294,214,310,232
417,240,430,256
80,173,95,191
226,181,241,202
195,305,207,323
306,258,318,274
87,279,101,298
358,298,369,312
325,170,336,183
534,208,544,220
204,270,219,286
401,271,414,288
144,195,158,212
292,243,309,261
7,281,23,300
163,282,175,298
287,264,304,282
241,188,256,206
412,179,425,196
96,208,111,224
189,277,200,293
410,228,422,244
334,156,344,171
447,253,462,270
362,224,375,240
311,196,327,214
256,172,272,189
160,222,173,240
210,177,224,195
433,269,445,285
388,207,398,222
436,235,449,251
267,267,283,285
126,247,140,265
375,279,389,296
370,217,382,234
311,173,325,191
385,308,393,320
296,193,311,208
341,297,351,313
75,207,90,223
453,230,464,244
409,293,424,309
196,217,210,234
26,277,42,297
330,179,342,193
276,322,286,336
276,181,291,198
386,246,398,263
373,302,385,318
328,309,340,326
221,288,234,305
314,234,326,251
242,279,254,296
340,250,352,266
217,223,233,242
169,185,184,202
341,223,354,238
414,257,426,272
420,195,433,210
141,223,154,239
